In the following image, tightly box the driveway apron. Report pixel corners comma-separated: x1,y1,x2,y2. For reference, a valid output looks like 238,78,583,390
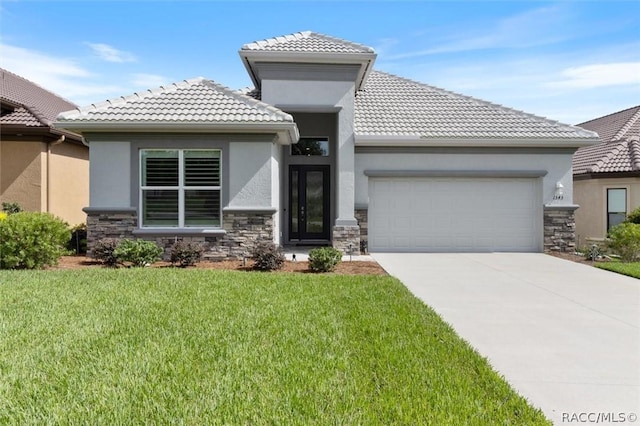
373,253,640,425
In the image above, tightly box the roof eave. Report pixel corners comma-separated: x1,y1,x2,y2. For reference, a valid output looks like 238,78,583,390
239,50,376,91
355,134,600,148
53,121,300,145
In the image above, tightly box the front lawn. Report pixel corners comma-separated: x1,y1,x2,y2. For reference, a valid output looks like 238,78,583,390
0,269,549,424
595,261,640,278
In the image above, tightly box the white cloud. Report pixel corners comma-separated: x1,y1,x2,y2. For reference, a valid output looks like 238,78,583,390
546,62,640,89
86,42,136,63
0,43,124,105
385,5,574,60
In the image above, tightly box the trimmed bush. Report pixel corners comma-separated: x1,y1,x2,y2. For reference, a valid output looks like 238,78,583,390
92,238,120,266
114,239,163,267
0,212,70,269
251,242,285,271
308,247,342,272
607,222,640,262
170,241,204,267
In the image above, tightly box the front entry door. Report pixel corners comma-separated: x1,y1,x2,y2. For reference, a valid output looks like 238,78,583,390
289,165,330,241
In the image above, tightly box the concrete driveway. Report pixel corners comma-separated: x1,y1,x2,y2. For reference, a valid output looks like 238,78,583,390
372,253,640,425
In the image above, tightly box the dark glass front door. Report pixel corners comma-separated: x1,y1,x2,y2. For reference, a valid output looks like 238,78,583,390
289,165,330,241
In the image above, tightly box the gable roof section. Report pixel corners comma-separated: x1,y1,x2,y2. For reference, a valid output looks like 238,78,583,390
354,71,598,146
56,78,299,143
1,68,81,141
241,31,375,54
239,31,376,92
573,105,640,175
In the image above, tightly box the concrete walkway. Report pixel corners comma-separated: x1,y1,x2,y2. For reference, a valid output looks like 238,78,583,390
373,253,640,425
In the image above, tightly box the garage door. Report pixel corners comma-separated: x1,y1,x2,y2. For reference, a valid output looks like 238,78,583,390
368,177,541,252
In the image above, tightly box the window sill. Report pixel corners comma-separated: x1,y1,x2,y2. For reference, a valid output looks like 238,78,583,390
133,228,226,237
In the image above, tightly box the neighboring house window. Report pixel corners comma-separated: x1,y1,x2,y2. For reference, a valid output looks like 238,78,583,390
607,188,627,230
291,137,329,156
140,149,221,227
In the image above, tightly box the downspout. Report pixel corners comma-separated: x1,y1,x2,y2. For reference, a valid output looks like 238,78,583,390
47,135,65,214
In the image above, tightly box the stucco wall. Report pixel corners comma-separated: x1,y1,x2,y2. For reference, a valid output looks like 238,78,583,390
574,177,640,243
355,150,575,207
0,140,43,212
228,142,273,208
49,142,89,225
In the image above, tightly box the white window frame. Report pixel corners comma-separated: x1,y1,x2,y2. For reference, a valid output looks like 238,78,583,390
139,149,222,229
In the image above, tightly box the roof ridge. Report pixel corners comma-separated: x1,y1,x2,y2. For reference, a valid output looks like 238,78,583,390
22,104,51,126
0,67,78,108
241,30,375,53
59,78,206,118
628,138,640,171
365,70,596,137
613,106,640,141
577,104,640,127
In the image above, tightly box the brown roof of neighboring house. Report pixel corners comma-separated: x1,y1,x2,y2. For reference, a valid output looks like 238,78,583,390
573,105,640,175
0,67,82,142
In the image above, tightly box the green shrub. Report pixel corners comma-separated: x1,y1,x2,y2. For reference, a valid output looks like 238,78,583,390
308,247,342,272
625,206,640,224
251,242,285,271
92,238,120,266
114,239,163,267
607,222,640,262
2,202,22,214
67,223,87,255
170,241,204,267
0,212,70,269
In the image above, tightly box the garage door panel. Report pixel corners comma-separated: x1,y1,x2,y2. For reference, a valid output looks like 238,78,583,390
369,177,541,252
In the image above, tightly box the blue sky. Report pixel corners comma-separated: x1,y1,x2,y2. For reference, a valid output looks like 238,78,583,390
1,0,638,124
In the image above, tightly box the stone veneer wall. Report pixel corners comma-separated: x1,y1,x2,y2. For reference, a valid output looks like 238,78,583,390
85,209,274,260
543,206,577,252
332,225,361,255
354,208,368,253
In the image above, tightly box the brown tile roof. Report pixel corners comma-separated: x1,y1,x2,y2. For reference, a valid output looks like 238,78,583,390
573,105,640,175
1,67,78,127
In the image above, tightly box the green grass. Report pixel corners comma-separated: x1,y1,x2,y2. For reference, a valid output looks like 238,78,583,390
0,269,549,425
595,261,640,278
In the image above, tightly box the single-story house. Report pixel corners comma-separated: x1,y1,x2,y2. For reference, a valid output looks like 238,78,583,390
573,105,640,244
1,67,89,226
55,31,598,258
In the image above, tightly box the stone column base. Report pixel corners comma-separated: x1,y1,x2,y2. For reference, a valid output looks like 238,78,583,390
544,205,578,252
332,225,361,254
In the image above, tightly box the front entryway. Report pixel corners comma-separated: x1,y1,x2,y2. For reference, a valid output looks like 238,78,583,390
289,165,330,241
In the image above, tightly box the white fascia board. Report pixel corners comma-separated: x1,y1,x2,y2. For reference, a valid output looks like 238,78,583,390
354,134,600,148
239,50,376,90
54,121,300,145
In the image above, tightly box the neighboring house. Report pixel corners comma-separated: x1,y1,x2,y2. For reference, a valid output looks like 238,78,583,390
573,105,640,244
55,31,598,258
1,68,88,226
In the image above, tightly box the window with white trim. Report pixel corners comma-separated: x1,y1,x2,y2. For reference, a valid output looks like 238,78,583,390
140,149,221,227
607,188,626,231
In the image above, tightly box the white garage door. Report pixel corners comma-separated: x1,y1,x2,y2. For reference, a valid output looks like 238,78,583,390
368,177,541,252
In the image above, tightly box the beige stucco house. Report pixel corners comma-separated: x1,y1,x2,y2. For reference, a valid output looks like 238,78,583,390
0,68,88,226
573,105,640,245
55,31,598,258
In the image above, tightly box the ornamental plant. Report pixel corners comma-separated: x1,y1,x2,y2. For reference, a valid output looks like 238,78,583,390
308,247,342,272
113,239,163,267
0,212,70,269
251,242,285,271
170,241,204,267
92,238,120,266
607,222,640,262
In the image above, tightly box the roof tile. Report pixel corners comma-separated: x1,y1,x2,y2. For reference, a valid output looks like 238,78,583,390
241,31,374,54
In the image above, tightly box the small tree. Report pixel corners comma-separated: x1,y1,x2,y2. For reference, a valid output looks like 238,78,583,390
625,206,640,224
